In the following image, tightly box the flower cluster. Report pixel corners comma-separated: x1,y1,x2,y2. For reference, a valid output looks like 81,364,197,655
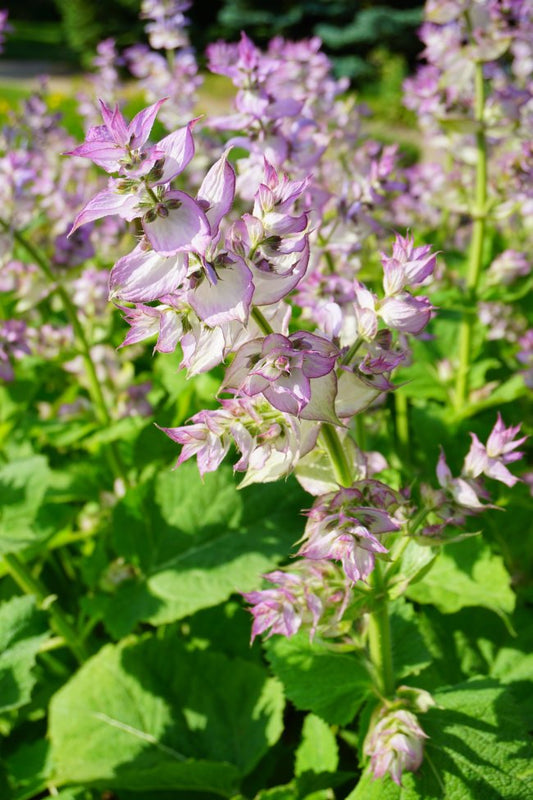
399,0,533,258
364,688,435,786
415,414,527,539
125,0,201,130
242,561,352,642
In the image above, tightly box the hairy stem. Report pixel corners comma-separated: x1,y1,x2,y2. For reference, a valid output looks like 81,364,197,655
340,337,363,367
3,553,88,664
367,562,394,697
251,306,274,336
394,389,410,465
455,61,487,410
320,423,352,488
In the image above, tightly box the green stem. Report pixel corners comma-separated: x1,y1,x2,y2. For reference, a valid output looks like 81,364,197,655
367,562,394,697
354,413,366,450
1,219,127,483
251,306,274,336
143,181,161,204
3,553,88,664
340,337,363,367
319,423,352,487
394,390,410,464
455,61,487,410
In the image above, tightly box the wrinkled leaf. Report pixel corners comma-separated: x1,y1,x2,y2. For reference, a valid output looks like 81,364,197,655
295,714,338,776
94,465,306,636
49,632,284,794
346,678,533,799
0,456,52,554
266,632,371,725
406,537,514,616
0,596,49,713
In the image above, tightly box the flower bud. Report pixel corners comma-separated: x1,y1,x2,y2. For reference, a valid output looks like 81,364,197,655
365,708,428,786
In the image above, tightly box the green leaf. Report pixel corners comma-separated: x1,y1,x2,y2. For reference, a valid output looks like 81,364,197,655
0,456,52,554
254,787,297,800
96,466,306,636
453,375,527,421
0,762,12,800
48,632,284,794
295,714,338,776
389,599,432,679
346,678,533,799
388,540,437,599
81,415,148,448
266,632,371,725
406,537,515,617
0,596,49,713
7,738,50,800
491,632,533,727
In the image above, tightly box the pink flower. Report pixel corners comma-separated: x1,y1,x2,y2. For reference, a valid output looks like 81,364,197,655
66,99,166,175
160,409,232,477
365,709,428,786
242,569,324,642
381,233,437,296
463,414,526,487
223,331,339,420
378,294,434,335
298,487,400,584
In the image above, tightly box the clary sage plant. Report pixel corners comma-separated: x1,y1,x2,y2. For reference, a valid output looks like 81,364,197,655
0,1,531,798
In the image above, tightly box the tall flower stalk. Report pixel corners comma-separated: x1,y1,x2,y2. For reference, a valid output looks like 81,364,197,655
455,60,488,410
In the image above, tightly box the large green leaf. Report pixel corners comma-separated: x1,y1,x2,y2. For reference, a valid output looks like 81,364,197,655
92,465,306,636
266,632,371,725
406,537,514,617
48,633,284,794
346,678,533,800
389,599,432,680
295,714,338,776
0,456,52,554
6,738,50,800
0,596,49,713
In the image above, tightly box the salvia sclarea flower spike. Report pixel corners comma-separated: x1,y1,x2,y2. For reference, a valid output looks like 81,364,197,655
241,560,352,643
160,395,319,487
67,100,440,492
417,414,527,540
125,0,201,130
364,687,435,786
297,484,403,585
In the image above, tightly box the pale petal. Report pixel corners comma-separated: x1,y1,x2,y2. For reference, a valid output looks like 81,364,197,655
197,153,236,236
109,243,188,302
70,188,140,234
379,295,432,334
155,309,183,353
99,100,128,145
142,191,211,255
187,256,253,326
154,120,197,185
66,140,122,173
128,99,166,149
180,324,227,375
252,242,310,306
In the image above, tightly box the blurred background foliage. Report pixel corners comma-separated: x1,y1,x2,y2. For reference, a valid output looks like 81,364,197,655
1,0,424,85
